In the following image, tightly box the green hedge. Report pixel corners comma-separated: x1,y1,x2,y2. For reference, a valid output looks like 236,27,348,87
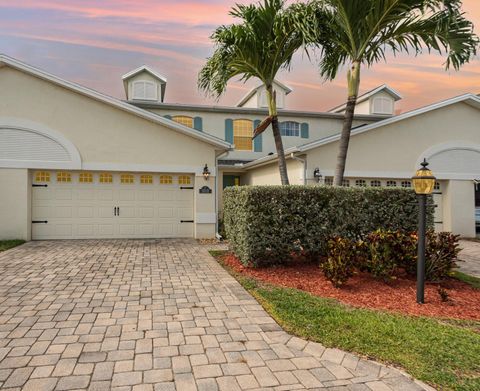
223,185,434,266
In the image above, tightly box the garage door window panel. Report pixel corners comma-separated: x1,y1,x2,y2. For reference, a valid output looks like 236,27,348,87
79,172,93,183
99,173,113,183
178,175,191,185
160,175,173,184
121,174,135,184
57,172,71,183
35,171,50,183
140,174,153,184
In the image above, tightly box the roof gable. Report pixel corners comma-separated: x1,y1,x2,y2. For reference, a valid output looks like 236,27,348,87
329,84,403,113
0,54,230,150
236,79,293,107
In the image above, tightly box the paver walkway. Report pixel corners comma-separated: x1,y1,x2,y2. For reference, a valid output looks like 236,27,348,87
458,240,480,278
0,240,432,390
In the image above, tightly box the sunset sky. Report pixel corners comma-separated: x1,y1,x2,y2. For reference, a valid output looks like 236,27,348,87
1,0,479,113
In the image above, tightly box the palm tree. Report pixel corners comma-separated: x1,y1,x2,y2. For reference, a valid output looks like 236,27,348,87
306,0,478,186
198,0,313,185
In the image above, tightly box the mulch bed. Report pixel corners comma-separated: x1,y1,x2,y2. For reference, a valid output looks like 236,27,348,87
220,253,480,320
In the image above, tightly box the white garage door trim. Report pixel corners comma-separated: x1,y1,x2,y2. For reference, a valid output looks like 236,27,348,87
32,171,194,239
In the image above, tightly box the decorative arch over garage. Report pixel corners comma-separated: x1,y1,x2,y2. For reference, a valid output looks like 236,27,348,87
0,117,81,169
418,141,480,180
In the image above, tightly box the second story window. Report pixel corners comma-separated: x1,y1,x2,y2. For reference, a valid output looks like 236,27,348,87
132,81,157,101
172,116,194,128
233,119,253,151
280,121,300,137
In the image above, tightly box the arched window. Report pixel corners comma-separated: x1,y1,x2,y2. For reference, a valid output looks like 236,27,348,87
401,181,412,188
370,180,381,187
132,81,157,100
280,121,300,137
172,116,194,128
233,120,253,151
342,179,350,187
386,180,397,187
372,97,394,114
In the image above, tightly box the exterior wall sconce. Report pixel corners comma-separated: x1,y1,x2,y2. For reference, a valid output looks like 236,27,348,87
203,164,211,181
412,159,436,304
313,168,322,183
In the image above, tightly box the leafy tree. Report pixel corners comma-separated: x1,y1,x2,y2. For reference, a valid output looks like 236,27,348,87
198,0,313,185
307,0,478,186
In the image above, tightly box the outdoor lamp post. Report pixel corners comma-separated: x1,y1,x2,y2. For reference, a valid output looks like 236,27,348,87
412,159,436,304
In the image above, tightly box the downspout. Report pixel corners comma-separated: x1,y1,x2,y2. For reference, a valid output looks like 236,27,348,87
290,153,307,185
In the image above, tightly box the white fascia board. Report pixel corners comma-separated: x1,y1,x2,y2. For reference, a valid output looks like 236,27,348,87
0,55,230,150
236,79,293,107
301,94,480,153
122,65,167,83
242,147,299,170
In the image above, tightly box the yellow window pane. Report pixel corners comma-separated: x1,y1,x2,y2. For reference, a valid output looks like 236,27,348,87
178,175,191,185
160,175,173,184
35,171,50,182
172,116,193,128
140,174,153,184
57,172,71,183
79,172,93,183
99,173,113,183
120,174,134,184
233,120,253,150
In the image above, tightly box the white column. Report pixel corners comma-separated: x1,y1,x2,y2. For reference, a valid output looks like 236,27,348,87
443,180,475,237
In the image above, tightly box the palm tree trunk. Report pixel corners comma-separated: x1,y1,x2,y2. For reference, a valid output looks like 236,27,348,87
333,61,361,187
267,86,290,185
271,116,289,185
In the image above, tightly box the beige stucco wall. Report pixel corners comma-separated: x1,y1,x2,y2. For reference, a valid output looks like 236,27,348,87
243,159,304,186
0,66,221,238
0,168,31,240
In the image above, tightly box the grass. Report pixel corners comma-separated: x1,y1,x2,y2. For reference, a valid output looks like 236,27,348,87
0,240,25,252
452,271,480,289
210,250,480,391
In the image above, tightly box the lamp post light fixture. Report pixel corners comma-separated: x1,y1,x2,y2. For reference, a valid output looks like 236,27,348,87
202,164,211,181
313,168,322,183
412,159,436,304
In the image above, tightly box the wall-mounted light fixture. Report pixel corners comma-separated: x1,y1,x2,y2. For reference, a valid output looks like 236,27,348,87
313,168,322,183
203,164,211,181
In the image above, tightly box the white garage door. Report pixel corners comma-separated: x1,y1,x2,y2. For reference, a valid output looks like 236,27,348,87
32,171,194,239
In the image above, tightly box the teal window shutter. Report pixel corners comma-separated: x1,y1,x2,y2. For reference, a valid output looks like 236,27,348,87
164,115,172,120
225,119,234,144
253,120,262,152
301,122,309,139
193,116,203,131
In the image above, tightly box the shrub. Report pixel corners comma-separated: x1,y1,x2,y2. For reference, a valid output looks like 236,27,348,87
364,230,416,281
322,237,357,287
425,231,460,281
223,185,433,266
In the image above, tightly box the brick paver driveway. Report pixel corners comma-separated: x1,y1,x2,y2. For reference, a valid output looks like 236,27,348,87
0,240,430,391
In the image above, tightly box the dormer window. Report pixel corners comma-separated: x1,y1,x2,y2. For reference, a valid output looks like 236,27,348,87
372,97,394,115
132,80,157,101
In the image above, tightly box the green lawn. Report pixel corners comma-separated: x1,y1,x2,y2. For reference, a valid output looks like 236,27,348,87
0,240,25,252
211,251,480,391
453,271,480,289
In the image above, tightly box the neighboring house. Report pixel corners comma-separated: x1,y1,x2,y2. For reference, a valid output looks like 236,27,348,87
0,55,479,240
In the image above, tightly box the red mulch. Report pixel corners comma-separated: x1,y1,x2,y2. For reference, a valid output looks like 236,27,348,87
221,253,480,320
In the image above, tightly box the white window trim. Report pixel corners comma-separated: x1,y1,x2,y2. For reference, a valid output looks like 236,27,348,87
371,97,394,115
